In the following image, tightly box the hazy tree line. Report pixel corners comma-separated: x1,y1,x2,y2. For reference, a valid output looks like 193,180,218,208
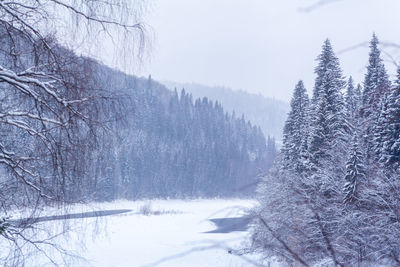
252,35,400,266
163,81,288,141
89,70,277,200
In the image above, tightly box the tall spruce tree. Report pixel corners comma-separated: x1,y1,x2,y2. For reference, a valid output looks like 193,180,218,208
307,39,346,167
361,34,391,159
282,80,309,172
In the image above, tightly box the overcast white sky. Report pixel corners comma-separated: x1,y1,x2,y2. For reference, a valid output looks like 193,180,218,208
129,0,400,102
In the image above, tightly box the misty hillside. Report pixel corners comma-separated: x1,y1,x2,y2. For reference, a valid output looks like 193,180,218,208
66,65,278,200
162,81,289,141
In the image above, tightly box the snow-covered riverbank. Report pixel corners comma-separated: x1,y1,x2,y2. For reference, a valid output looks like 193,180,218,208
2,199,280,267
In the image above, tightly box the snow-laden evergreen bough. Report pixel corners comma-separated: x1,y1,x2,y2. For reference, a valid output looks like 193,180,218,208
252,35,400,266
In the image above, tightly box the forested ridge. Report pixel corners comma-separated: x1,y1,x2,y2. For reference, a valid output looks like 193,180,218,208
91,67,277,199
253,35,400,265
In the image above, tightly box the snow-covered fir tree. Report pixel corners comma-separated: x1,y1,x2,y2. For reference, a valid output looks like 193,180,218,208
361,34,391,159
282,80,309,172
343,136,365,204
307,39,347,167
362,34,391,112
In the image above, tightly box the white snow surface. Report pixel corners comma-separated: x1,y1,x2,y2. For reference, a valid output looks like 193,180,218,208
2,199,281,267
83,199,256,267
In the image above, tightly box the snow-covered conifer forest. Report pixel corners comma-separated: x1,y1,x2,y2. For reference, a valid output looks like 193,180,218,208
253,36,400,266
